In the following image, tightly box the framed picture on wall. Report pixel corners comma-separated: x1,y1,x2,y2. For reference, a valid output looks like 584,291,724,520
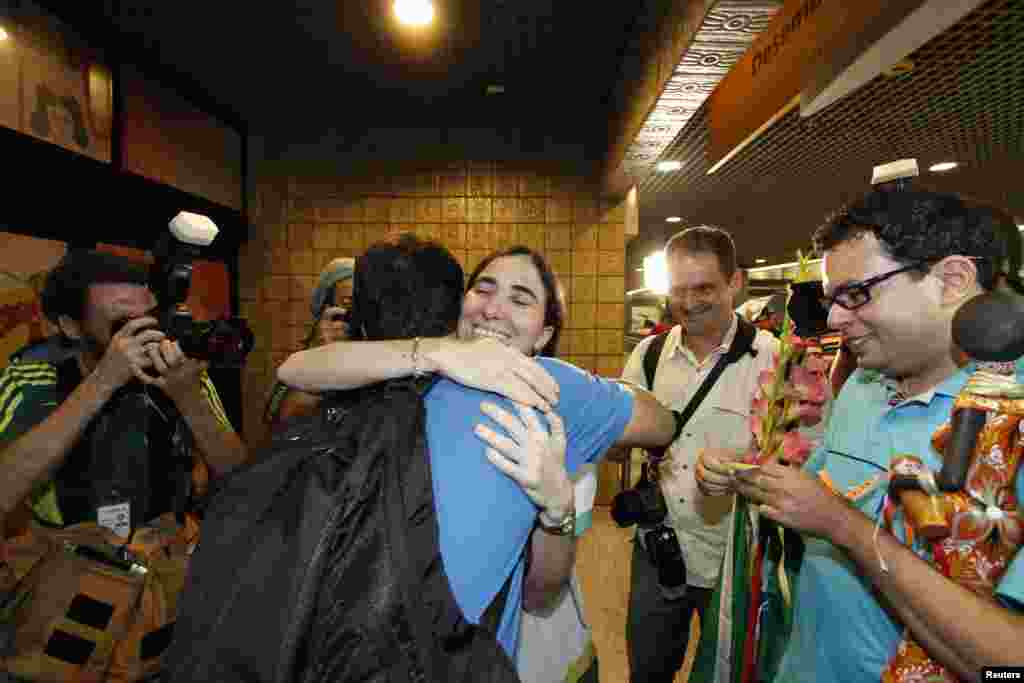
0,6,113,163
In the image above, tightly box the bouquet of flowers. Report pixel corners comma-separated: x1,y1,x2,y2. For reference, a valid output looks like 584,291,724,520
693,250,831,683
745,252,830,467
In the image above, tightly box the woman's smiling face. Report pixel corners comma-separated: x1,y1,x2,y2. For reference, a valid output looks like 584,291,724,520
458,254,554,356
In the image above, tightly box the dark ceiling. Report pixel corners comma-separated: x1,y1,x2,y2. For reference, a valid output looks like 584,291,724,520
37,0,667,153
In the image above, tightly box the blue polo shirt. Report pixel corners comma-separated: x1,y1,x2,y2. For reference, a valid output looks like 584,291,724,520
424,357,634,658
775,363,1024,683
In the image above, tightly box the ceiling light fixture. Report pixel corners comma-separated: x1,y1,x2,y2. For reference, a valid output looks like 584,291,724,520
643,251,669,295
755,258,767,264
656,160,682,172
0,26,9,41
394,0,434,27
665,216,682,223
929,161,958,172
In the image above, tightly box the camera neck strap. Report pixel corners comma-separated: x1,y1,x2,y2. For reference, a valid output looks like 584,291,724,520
648,315,758,461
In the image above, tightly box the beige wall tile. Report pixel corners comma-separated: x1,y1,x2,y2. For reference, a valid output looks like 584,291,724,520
287,223,314,250
441,223,466,251
517,224,545,252
572,276,597,303
518,198,546,223
598,276,625,303
264,275,291,301
493,197,517,223
390,197,415,222
362,224,389,249
467,198,493,222
364,196,390,222
415,173,437,196
520,173,549,197
573,198,599,223
494,173,520,197
596,329,623,356
493,223,516,250
289,250,315,275
545,223,572,250
440,172,467,196
268,246,290,274
547,250,571,277
547,198,573,223
466,223,491,250
560,330,579,355
573,250,598,276
415,197,442,222
572,223,598,251
570,302,597,329
290,275,316,302
598,223,625,251
600,198,627,223
599,249,626,275
576,329,596,355
596,302,625,329
596,355,625,377
312,223,339,250
468,168,493,197
317,197,364,222
443,197,467,223
337,223,363,250
287,198,317,222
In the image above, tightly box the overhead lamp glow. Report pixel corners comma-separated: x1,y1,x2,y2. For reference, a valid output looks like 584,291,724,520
643,251,669,295
929,161,958,172
656,160,682,172
0,26,9,41
1018,224,1024,232
394,0,434,27
665,216,682,223
755,258,767,264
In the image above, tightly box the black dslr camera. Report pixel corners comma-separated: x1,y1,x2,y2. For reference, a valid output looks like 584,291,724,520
611,462,687,594
148,211,254,367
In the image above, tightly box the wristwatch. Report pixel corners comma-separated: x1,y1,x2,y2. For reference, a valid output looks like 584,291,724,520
537,504,576,536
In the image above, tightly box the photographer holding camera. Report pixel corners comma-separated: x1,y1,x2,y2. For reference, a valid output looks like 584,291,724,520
0,248,247,681
616,227,777,683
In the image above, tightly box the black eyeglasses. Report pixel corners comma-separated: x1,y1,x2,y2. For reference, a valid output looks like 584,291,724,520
820,262,928,311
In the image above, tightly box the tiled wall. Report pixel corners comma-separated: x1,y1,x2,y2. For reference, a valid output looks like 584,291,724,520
239,161,630,445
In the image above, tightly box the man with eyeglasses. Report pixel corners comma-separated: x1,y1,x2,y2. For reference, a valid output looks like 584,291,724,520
697,189,1024,682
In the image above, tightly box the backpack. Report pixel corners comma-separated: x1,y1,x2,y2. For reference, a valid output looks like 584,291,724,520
164,377,521,683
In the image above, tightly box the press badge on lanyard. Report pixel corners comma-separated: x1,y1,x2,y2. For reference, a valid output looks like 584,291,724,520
97,502,131,538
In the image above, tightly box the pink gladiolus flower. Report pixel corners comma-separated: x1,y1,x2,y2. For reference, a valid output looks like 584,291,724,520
758,369,777,397
750,413,763,445
803,353,830,376
781,430,814,465
797,401,824,427
788,365,829,404
751,396,769,417
783,400,824,428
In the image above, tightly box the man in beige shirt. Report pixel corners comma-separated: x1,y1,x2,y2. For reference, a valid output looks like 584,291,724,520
621,226,778,683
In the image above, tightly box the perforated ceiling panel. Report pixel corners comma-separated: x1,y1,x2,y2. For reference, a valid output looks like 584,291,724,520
636,0,1024,267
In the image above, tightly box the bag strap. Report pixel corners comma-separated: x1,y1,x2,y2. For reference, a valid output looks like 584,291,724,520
642,332,670,391
677,315,757,432
650,316,757,458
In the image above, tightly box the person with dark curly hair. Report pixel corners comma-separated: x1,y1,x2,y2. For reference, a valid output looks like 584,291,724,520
700,189,1024,682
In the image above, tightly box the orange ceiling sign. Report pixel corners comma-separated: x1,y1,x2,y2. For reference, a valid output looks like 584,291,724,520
706,0,926,173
